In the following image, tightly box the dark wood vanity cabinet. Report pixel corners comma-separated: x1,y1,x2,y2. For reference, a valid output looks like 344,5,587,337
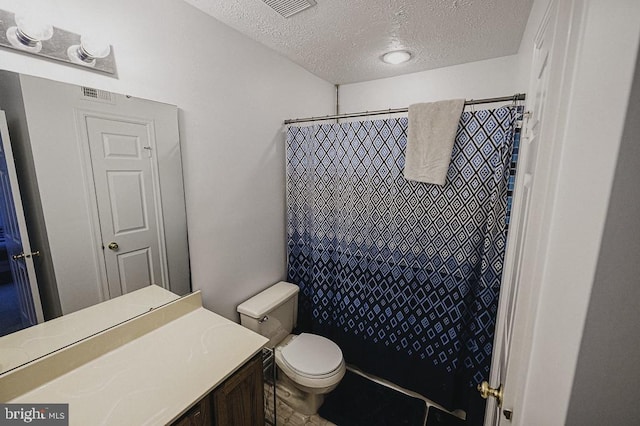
211,353,265,425
172,353,264,426
172,397,211,426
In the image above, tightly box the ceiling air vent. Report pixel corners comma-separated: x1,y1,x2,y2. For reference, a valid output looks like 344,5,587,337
80,86,114,104
262,0,317,18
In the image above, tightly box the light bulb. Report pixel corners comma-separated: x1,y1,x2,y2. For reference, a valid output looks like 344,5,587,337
79,35,111,59
382,50,412,65
68,35,111,66
14,13,53,46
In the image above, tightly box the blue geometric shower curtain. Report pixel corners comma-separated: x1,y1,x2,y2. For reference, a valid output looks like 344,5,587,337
286,106,520,424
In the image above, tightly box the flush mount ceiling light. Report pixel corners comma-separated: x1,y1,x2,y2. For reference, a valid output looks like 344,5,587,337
6,13,53,53
382,50,412,65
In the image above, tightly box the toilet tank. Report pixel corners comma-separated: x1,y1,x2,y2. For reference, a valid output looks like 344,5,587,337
237,281,299,348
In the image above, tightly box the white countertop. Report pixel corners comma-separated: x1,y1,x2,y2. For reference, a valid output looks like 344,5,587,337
0,285,180,374
4,292,268,425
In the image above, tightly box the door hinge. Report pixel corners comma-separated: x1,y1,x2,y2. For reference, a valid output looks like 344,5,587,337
522,110,532,136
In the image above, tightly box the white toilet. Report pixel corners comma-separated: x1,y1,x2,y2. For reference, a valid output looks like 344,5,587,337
237,281,346,415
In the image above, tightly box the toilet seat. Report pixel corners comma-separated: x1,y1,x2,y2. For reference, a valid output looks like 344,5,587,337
279,333,343,378
275,333,346,390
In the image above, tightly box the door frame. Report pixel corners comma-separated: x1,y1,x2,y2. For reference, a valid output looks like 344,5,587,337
73,109,169,299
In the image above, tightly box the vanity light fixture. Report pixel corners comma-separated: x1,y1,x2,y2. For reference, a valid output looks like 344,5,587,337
0,9,116,75
382,50,412,65
68,35,111,66
6,13,54,53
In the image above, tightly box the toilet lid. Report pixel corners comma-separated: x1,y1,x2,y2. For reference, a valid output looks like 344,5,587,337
280,333,343,377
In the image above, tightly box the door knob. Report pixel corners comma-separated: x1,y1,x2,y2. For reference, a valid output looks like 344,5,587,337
477,381,503,406
108,242,119,251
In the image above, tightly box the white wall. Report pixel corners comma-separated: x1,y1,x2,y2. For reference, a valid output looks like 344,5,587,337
339,54,524,113
565,40,640,426
0,0,334,320
337,0,550,124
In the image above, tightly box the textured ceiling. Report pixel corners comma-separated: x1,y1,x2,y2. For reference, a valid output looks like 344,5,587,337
183,0,533,84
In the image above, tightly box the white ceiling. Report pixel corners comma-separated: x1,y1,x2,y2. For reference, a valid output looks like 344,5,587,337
183,0,533,85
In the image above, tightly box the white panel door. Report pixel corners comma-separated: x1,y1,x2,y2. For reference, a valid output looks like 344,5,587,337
484,8,556,423
0,111,43,326
86,116,165,297
485,0,586,423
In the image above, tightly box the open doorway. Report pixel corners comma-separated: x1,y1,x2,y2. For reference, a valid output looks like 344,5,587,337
0,110,43,336
0,207,24,337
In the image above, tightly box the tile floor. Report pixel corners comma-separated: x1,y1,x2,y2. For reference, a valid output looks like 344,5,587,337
263,367,465,426
264,384,336,426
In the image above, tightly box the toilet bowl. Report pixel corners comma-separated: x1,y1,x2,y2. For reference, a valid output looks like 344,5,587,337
275,333,346,394
237,281,345,415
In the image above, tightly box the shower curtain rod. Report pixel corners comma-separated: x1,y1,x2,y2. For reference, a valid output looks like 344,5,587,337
283,93,526,125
